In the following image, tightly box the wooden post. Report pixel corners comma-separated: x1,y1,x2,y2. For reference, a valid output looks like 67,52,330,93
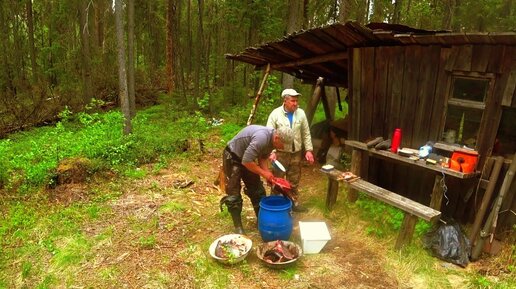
320,83,334,121
471,154,516,260
348,148,362,202
430,175,444,212
246,63,271,125
395,213,418,250
326,178,339,210
469,156,504,243
305,77,323,125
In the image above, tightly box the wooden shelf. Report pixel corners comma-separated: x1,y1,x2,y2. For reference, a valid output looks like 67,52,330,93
345,140,479,179
433,142,479,155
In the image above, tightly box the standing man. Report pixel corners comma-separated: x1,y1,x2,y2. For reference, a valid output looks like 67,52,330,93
267,88,314,212
220,125,294,234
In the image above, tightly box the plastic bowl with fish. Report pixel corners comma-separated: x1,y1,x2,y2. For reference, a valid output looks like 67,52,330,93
209,234,253,264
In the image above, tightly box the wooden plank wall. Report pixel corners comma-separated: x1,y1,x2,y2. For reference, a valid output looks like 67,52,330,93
351,44,516,148
349,44,516,215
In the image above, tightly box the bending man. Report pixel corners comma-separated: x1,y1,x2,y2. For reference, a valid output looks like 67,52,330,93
220,125,294,234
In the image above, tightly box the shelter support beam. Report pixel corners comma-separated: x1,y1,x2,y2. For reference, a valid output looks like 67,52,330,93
267,51,348,70
306,77,324,125
247,64,271,125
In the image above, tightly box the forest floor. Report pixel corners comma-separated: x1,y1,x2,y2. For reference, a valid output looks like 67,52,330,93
43,144,514,289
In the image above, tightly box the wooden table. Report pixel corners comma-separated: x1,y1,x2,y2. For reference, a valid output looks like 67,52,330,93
344,140,479,212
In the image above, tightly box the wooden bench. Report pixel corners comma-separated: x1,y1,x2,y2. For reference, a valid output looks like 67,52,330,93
321,168,441,249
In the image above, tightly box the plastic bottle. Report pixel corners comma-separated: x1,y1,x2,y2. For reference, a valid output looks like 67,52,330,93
391,128,402,153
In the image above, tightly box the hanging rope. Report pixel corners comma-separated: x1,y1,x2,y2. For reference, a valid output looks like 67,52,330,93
440,168,449,206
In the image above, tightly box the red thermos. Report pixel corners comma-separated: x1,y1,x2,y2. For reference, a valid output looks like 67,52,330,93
391,128,402,153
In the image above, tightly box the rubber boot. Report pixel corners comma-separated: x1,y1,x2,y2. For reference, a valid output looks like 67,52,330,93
228,207,245,235
292,202,308,212
290,190,308,213
253,204,260,218
220,195,245,234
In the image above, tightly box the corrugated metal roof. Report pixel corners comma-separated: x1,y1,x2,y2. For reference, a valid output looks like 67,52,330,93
225,21,516,87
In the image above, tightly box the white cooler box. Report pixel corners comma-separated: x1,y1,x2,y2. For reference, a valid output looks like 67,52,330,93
299,221,331,254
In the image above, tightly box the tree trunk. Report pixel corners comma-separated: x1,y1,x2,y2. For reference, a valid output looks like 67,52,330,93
405,0,412,23
147,2,159,81
194,0,204,109
303,0,309,28
355,0,366,24
500,0,512,17
442,0,455,30
451,0,461,31
115,0,131,135
365,0,371,23
128,0,136,117
338,0,351,23
392,0,402,24
79,0,93,105
94,0,105,50
187,0,193,87
26,0,37,83
283,0,302,89
166,0,176,94
175,0,188,103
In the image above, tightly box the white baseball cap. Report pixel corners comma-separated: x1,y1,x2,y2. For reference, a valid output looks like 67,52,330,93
281,88,301,98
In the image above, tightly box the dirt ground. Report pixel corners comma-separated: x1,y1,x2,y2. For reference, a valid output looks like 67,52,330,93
51,148,512,288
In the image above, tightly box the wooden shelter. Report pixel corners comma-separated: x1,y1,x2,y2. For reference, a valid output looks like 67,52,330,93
227,22,516,246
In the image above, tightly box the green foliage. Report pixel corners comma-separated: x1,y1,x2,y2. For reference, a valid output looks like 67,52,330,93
279,266,299,280
138,235,157,249
123,167,148,179
0,155,8,188
37,274,56,289
52,234,91,267
312,98,349,125
160,201,186,214
0,104,217,192
355,194,431,237
219,123,244,144
468,275,493,289
0,203,37,244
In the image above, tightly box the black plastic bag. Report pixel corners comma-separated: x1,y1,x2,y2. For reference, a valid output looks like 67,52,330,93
423,220,471,267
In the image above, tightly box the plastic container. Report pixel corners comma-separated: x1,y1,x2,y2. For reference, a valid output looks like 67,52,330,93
299,221,331,254
208,234,252,264
258,196,293,242
391,128,402,153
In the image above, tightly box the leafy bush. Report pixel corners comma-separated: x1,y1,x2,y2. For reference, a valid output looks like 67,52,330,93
0,104,217,193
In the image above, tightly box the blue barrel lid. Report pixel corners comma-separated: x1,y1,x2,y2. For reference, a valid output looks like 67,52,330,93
260,196,292,211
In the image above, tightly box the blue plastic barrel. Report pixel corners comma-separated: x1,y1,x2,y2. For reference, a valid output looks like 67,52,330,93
258,196,293,241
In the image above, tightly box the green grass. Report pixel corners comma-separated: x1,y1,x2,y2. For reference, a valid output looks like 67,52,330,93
181,242,232,288
354,193,432,238
159,201,186,213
